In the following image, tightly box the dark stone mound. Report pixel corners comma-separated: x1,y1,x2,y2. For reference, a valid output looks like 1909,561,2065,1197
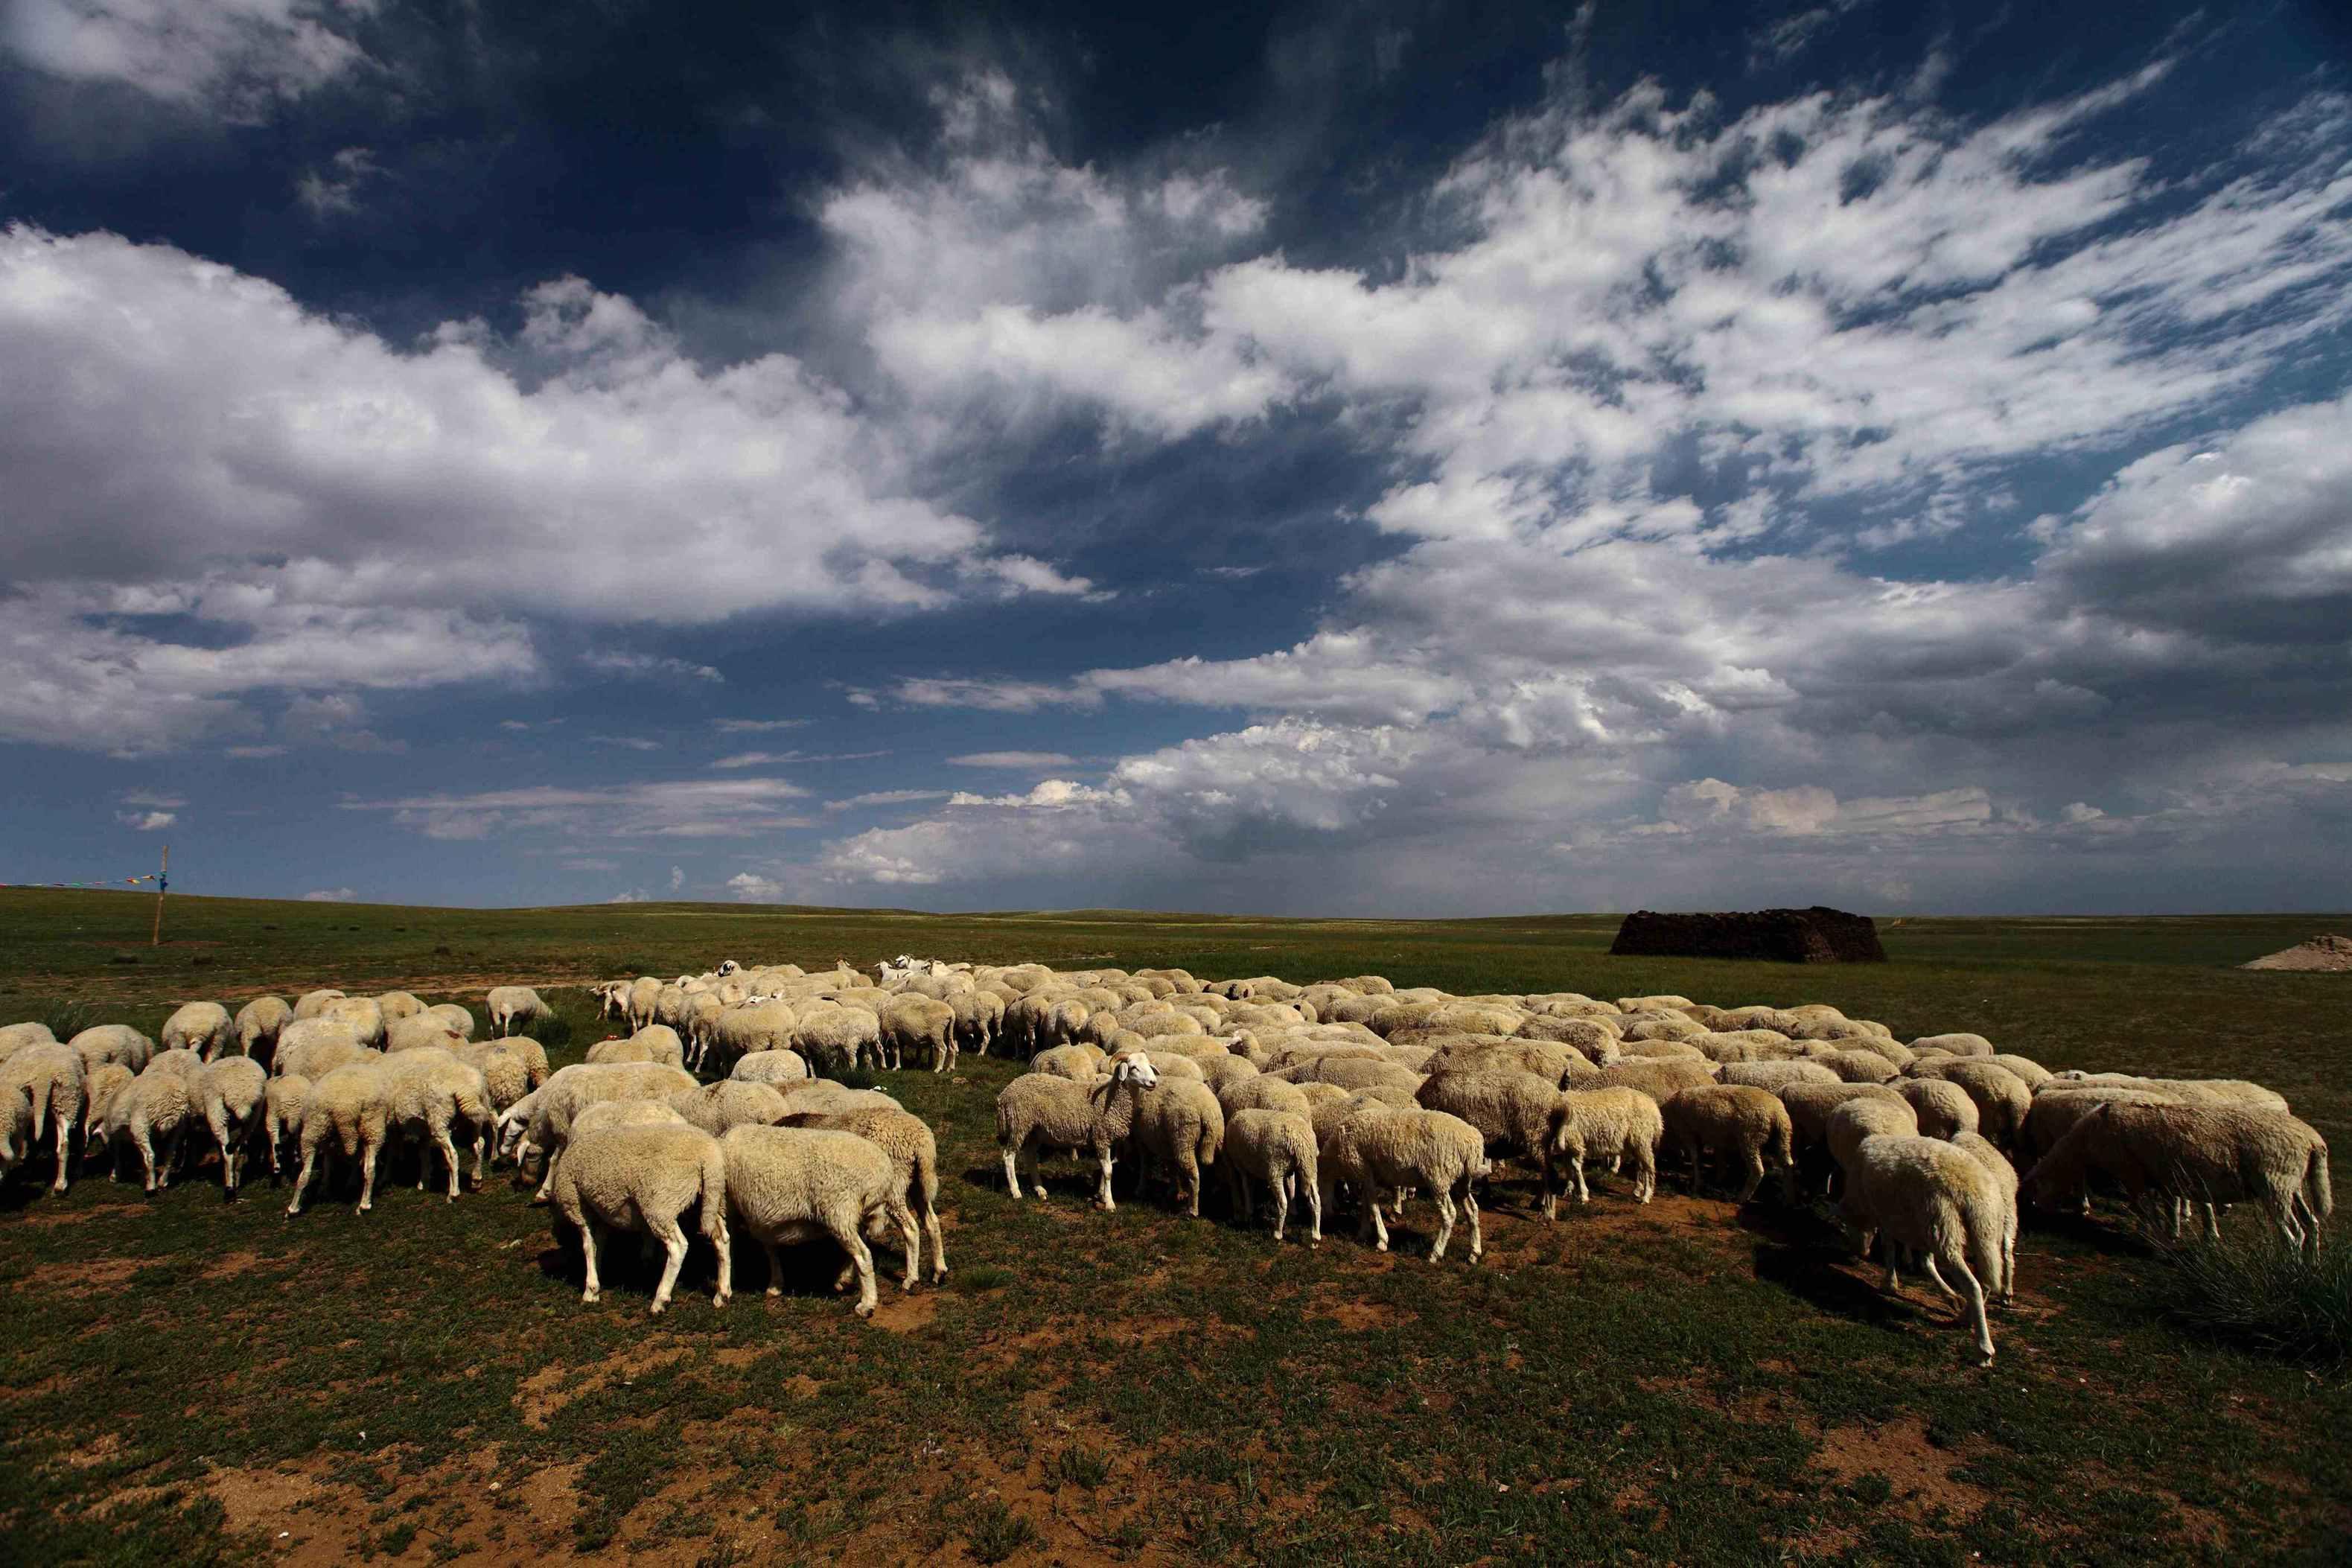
1609,906,1887,964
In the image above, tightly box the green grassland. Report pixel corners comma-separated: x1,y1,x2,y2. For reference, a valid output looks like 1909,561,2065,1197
1,889,2348,1566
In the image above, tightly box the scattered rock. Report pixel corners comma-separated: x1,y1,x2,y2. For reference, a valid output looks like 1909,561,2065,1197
2240,934,2352,972
1609,906,1887,963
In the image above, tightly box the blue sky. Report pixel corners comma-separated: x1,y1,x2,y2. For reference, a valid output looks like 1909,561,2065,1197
2,0,2349,914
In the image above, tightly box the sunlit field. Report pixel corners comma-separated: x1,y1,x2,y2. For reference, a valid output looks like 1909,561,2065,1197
3,889,2348,1565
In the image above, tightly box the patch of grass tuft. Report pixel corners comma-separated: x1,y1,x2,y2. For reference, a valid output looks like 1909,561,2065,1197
960,1264,1014,1292
963,1498,1038,1564
1051,1444,1110,1491
2143,1222,2351,1367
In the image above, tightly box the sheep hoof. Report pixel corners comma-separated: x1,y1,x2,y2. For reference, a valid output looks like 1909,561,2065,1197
581,1290,600,1304
854,1301,875,1319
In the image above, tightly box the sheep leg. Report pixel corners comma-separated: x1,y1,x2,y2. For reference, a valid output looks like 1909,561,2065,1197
48,1113,75,1193
1572,1156,1590,1205
1920,1255,1964,1307
579,1220,605,1304
1538,1150,1558,1222
286,1135,323,1215
1094,1142,1117,1211
470,1133,485,1189
892,1197,921,1290
1001,1144,1024,1199
1365,1185,1392,1253
1736,1150,1765,1205
135,1124,162,1194
2202,1202,2221,1243
1941,1248,1995,1365
1430,1186,1456,1261
1304,1170,1322,1246
356,1140,380,1213
646,1217,690,1315
1462,1179,1482,1263
1179,1153,1201,1218
762,1240,787,1296
835,1219,879,1317
533,1147,560,1205
921,1197,947,1282
438,1127,463,1201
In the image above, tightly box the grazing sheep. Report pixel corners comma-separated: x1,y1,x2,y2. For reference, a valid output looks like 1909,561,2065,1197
710,1001,800,1073
79,1063,134,1167
382,1051,494,1199
263,1074,310,1180
797,1007,882,1073
386,1015,468,1055
1131,1075,1226,1217
69,1024,156,1075
1319,1107,1490,1262
1897,1079,1981,1141
235,997,293,1062
491,1036,551,1089
719,1125,917,1316
569,1100,688,1138
1430,1039,1593,1087
1718,1060,1841,1093
1217,1075,1313,1120
1824,1050,1900,1085
292,989,345,1020
162,1002,235,1061
670,1080,791,1137
487,986,552,1038
878,995,956,1073
949,989,1004,1058
791,1106,949,1283
286,1062,393,1214
323,996,387,1048
2045,1073,2290,1113
106,1067,194,1193
1909,1033,1994,1058
1908,1059,2033,1146
1544,1089,1665,1206
1837,1129,2007,1365
1780,1083,1911,1193
146,1047,204,1081
1191,1051,1259,1094
500,1061,697,1201
271,1018,363,1079
1951,1132,2019,1302
1030,1044,1108,1081
1223,1109,1321,1243
427,1004,476,1041
995,1055,1163,1208
730,1049,812,1086
552,1122,732,1315
375,992,427,1024
2024,1102,2331,1256
1592,1059,1718,1106
1414,1070,1570,1217
199,1056,269,1195
587,1030,686,1069
1825,1097,1922,1171
454,1042,533,1116
0,1022,55,1063
1663,1086,1796,1203
1,1042,87,1193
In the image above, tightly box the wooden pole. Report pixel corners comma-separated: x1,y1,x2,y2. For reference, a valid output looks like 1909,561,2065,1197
150,844,168,948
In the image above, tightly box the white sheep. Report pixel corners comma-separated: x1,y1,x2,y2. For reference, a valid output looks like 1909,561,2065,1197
381,1050,494,1199
995,1055,1162,1208
499,1061,696,1201
199,1056,269,1195
291,989,346,1020
1543,1088,1665,1207
1130,1074,1226,1217
0,1021,54,1064
671,1080,792,1137
322,995,387,1048
234,997,293,1062
1662,1085,1796,1203
791,1106,949,1284
2024,1101,2331,1255
487,986,552,1038
719,1125,920,1316
109,1066,197,1193
551,1121,732,1315
1,1042,87,1193
162,1001,235,1061
285,1062,392,1215
427,1003,477,1041
1319,1106,1490,1262
70,1024,156,1075
730,1049,812,1086
880,995,957,1073
1414,1070,1569,1216
1835,1127,2008,1365
1222,1109,1320,1243
263,1074,311,1181
270,1018,365,1079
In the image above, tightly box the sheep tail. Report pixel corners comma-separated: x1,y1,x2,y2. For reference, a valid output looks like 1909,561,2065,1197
1958,1187,2006,1299
28,1086,49,1145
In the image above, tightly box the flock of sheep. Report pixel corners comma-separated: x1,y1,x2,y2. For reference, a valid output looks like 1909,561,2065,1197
0,957,2333,1365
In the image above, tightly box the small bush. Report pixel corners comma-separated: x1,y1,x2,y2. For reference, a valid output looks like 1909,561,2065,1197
35,999,103,1039
962,1500,1037,1565
532,1010,573,1049
2143,1223,2351,1368
1051,1445,1109,1491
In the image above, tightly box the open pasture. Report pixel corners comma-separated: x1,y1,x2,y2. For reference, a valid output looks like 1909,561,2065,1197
1,890,2348,1565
